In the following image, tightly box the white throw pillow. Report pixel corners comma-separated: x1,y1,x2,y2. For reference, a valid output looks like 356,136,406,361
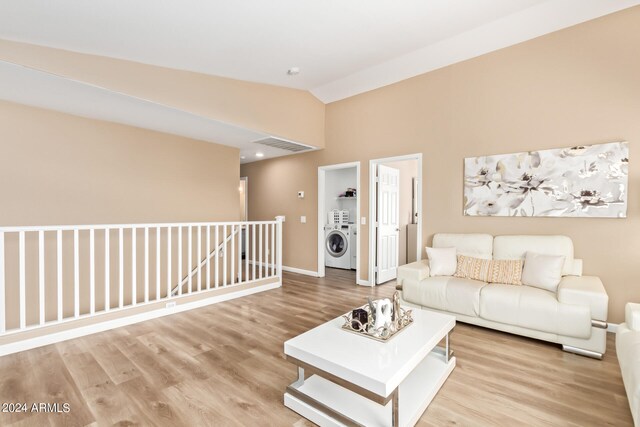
521,252,565,292
426,247,457,277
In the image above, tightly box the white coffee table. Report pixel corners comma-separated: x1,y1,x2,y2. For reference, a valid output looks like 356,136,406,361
284,307,456,427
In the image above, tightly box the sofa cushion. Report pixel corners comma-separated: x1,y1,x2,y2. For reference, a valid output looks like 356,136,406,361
627,303,640,331
616,323,640,425
426,247,457,276
521,252,564,292
403,276,486,317
433,233,493,259
493,235,575,276
479,284,591,338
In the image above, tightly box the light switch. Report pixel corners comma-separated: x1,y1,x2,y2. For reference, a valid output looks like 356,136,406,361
300,216,307,223
361,217,366,225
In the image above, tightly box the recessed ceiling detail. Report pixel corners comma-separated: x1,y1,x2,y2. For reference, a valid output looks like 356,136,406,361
0,0,637,103
0,60,314,164
252,137,313,153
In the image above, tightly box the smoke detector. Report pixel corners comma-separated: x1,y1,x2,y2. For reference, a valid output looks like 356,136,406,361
287,67,300,76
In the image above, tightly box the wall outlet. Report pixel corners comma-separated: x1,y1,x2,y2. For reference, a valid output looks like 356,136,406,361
298,191,305,199
361,217,366,225
166,302,176,309
300,216,306,223
276,215,285,222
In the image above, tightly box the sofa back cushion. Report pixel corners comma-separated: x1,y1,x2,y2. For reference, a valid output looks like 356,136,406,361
433,233,493,259
493,235,575,276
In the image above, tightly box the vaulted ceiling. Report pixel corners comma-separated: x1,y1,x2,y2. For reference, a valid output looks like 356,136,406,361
1,0,637,103
0,1,638,162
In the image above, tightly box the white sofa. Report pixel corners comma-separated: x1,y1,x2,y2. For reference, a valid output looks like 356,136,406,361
617,303,640,426
397,234,609,358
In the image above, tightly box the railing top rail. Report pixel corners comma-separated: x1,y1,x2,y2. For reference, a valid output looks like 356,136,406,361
0,220,279,233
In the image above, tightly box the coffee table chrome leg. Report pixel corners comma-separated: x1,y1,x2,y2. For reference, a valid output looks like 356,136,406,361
391,388,399,427
446,333,450,363
293,366,305,387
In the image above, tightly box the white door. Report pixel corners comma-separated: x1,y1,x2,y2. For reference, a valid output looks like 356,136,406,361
376,165,400,284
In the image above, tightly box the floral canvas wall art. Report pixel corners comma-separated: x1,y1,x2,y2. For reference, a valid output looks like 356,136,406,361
464,142,628,218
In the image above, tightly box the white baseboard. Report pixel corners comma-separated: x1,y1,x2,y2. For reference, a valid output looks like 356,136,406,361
0,281,280,357
283,265,319,277
246,260,319,277
357,279,372,287
607,322,619,333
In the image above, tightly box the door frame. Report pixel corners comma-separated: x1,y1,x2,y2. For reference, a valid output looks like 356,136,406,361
369,153,423,286
317,161,362,285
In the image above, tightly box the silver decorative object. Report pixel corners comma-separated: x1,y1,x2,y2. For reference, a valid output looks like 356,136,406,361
341,300,413,342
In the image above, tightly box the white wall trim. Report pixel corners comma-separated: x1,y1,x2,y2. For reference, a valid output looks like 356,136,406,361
318,161,362,285
283,265,320,277
0,281,280,357
607,323,619,333
369,153,423,286
357,279,371,287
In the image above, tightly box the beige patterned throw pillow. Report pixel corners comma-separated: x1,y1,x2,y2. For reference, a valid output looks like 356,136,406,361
454,255,492,282
489,259,523,285
454,255,523,285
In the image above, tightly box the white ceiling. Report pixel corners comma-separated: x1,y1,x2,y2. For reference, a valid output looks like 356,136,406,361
0,0,638,103
0,60,310,163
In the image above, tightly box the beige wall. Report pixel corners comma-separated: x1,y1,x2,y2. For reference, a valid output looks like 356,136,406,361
0,100,241,225
0,100,243,330
0,39,326,149
242,6,640,323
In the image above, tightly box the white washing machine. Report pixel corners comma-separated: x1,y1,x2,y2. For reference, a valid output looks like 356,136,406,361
324,224,351,269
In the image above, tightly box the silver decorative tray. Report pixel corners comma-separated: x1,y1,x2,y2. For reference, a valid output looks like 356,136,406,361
341,304,413,342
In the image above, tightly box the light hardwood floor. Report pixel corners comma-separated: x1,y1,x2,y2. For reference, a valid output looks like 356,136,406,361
0,268,632,426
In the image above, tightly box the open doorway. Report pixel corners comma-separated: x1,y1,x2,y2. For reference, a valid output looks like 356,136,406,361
317,162,363,285
369,154,422,285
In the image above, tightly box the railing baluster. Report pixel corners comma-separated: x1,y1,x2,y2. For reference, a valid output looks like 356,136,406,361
252,223,256,280
230,225,235,286
0,221,281,336
0,232,4,333
197,226,202,292
131,228,137,306
166,227,171,299
144,227,149,304
206,225,211,290
19,231,26,329
155,227,160,301
237,224,242,283
73,229,79,318
188,226,192,294
215,225,219,288
271,223,276,277
105,229,110,312
245,225,249,282
119,227,124,308
39,231,45,324
57,230,63,320
223,225,227,287
178,226,183,296
258,224,263,279
265,224,269,278
89,229,95,315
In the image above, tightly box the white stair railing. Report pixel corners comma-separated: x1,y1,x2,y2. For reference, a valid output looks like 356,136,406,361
0,218,283,337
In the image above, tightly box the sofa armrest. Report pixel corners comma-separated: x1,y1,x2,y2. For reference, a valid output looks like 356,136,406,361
626,303,640,331
397,260,430,289
557,276,608,321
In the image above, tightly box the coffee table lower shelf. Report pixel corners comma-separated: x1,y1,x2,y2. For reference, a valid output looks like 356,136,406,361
284,351,455,427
